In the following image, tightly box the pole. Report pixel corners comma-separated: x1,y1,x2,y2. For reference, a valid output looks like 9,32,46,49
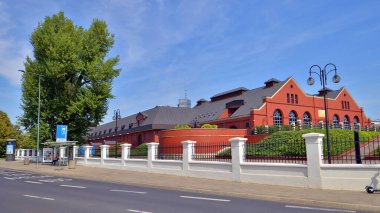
322,69,331,164
354,131,362,164
115,115,118,158
308,64,340,164
37,74,41,168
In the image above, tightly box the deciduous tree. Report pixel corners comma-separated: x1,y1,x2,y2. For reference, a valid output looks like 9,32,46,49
20,12,120,143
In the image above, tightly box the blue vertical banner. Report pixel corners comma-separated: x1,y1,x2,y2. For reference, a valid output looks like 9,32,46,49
56,125,68,142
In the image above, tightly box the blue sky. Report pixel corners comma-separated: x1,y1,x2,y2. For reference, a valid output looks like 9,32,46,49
1,0,380,126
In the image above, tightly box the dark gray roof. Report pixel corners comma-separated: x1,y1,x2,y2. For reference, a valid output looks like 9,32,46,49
90,77,292,138
210,87,249,99
315,87,343,99
193,78,288,123
264,78,280,84
318,87,333,92
89,106,196,138
325,87,343,99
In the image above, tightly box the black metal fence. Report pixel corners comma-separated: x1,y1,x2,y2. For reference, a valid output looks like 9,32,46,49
192,142,231,162
92,146,101,158
155,145,183,160
245,139,307,164
130,144,148,159
323,134,380,164
108,145,121,158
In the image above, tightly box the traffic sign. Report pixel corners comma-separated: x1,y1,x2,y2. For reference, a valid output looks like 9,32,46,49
56,125,68,142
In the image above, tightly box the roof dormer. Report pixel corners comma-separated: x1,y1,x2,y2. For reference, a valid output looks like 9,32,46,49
264,78,280,88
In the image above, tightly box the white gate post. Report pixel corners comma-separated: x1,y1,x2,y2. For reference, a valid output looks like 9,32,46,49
83,145,93,165
182,140,196,176
147,143,159,170
230,137,247,181
303,133,324,189
121,143,132,166
73,146,78,159
59,147,66,158
100,145,110,165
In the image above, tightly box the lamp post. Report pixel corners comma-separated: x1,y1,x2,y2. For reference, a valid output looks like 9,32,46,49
113,109,121,158
307,63,341,164
18,70,42,168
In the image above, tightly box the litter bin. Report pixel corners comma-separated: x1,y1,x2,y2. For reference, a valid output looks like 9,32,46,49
23,158,30,165
68,159,76,169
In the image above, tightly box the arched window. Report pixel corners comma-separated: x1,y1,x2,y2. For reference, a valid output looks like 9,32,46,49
333,115,339,128
289,111,297,125
344,115,350,129
303,112,311,127
273,109,283,126
354,116,359,129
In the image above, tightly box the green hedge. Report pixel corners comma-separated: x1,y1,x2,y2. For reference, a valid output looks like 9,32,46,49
201,124,218,129
130,143,148,157
219,129,380,157
373,147,380,157
175,124,191,129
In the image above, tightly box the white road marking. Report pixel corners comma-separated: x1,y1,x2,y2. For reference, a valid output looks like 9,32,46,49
11,173,32,176
110,189,147,194
126,209,152,213
39,178,72,183
59,184,87,189
179,195,231,202
4,177,15,180
25,181,43,184
24,195,55,201
285,205,356,213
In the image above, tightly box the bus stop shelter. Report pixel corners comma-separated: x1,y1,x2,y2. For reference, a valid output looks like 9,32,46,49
42,141,77,167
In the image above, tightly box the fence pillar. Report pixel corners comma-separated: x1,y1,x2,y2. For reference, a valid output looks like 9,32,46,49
73,146,78,159
182,140,196,176
230,137,247,181
100,145,110,165
59,146,66,159
83,145,93,165
147,143,159,170
121,143,132,166
303,133,324,189
31,149,35,160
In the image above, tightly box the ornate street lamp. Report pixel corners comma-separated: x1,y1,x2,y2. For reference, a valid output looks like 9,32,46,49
18,70,42,168
113,109,121,158
307,63,341,164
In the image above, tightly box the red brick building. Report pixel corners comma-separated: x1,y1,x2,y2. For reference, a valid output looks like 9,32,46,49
88,77,371,146
198,77,370,130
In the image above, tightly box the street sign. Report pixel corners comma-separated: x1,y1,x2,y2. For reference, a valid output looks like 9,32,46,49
56,125,68,142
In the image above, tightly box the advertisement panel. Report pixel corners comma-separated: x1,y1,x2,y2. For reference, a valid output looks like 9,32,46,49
56,125,68,142
43,148,53,163
6,144,14,155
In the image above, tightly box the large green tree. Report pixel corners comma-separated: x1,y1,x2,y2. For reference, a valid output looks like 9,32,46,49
0,111,24,157
20,12,120,143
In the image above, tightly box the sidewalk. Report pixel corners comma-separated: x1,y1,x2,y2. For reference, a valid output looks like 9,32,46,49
1,160,380,212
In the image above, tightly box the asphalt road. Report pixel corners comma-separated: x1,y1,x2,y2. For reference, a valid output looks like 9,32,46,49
0,169,366,213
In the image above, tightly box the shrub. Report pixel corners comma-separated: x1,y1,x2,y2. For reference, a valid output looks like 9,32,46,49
201,124,218,129
130,143,148,156
175,124,191,129
0,142,5,158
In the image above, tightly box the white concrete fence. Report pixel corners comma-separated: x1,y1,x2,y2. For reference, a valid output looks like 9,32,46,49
16,134,380,191
15,149,40,162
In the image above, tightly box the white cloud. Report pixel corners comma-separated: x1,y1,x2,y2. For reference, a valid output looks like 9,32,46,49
0,2,31,85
